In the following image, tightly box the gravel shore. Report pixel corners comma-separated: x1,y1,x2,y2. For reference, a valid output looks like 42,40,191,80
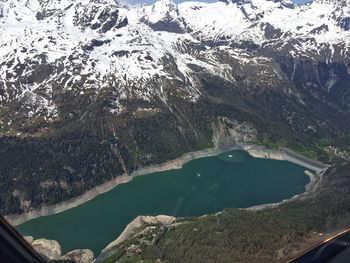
6,144,329,226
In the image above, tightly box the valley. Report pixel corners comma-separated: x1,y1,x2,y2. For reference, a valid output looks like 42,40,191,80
17,149,312,255
0,0,349,262
1,0,349,216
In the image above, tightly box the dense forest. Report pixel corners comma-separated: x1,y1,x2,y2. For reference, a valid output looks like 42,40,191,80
1,80,345,216
0,131,126,215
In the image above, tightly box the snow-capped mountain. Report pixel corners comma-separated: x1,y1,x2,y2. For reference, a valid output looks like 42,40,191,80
1,0,350,215
0,0,349,128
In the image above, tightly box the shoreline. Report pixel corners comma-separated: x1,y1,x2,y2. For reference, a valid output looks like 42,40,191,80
244,168,327,211
244,147,330,211
6,144,329,226
96,159,329,262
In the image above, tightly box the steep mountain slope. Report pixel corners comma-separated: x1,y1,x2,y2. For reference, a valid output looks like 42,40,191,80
0,0,349,215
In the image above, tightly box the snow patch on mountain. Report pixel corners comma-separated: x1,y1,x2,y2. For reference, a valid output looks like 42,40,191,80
0,0,349,123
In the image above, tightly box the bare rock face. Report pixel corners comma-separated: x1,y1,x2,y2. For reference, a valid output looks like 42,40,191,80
212,117,257,149
32,238,62,260
59,249,94,263
28,237,94,262
96,215,176,262
108,215,176,249
24,236,34,244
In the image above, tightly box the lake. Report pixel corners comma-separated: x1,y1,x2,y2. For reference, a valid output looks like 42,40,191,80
17,150,309,255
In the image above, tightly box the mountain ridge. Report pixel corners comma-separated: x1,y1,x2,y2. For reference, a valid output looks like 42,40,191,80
0,0,349,215
0,0,349,127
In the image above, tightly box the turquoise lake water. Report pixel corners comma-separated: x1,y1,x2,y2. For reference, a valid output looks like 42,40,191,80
17,150,309,255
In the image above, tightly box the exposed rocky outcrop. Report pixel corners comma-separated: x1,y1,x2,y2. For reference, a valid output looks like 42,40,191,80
32,238,61,260
212,117,257,149
27,237,94,262
96,215,176,262
59,249,94,263
24,235,34,244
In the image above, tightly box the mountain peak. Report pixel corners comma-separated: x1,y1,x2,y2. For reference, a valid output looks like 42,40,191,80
219,0,293,7
154,0,176,6
140,0,187,33
151,0,178,13
0,0,349,127
312,0,349,6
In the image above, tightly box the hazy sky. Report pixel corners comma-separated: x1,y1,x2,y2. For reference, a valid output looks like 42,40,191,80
293,0,310,4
